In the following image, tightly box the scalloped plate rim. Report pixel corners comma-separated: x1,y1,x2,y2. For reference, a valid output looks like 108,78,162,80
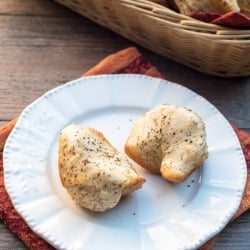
3,74,247,250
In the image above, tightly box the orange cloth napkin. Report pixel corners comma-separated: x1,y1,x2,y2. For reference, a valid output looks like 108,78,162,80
0,47,249,250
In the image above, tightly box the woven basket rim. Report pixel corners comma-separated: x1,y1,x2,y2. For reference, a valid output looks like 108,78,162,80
121,0,250,38
142,10,250,41
53,0,250,77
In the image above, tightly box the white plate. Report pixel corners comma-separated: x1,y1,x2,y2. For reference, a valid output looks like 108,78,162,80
3,74,247,250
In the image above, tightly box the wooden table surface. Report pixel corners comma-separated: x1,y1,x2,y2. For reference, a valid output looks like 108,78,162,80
0,0,250,249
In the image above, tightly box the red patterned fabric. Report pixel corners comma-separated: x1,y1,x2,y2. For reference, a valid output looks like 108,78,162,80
190,11,221,23
233,126,250,169
212,11,250,28
118,55,165,79
190,11,250,29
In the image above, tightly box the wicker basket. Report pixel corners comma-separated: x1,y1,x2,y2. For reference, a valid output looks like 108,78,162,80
54,0,250,77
